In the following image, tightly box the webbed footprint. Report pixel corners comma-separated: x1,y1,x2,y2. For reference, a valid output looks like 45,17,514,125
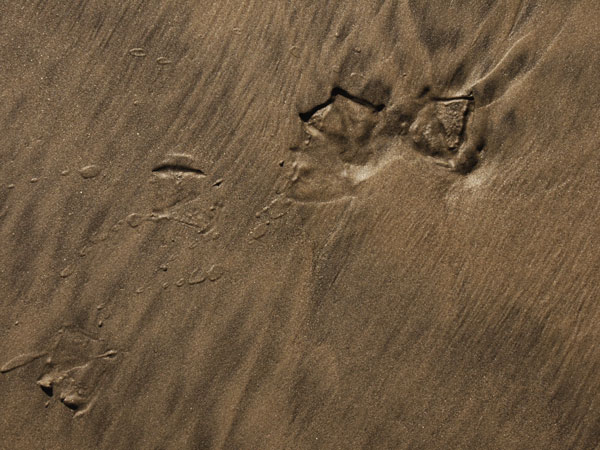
289,88,385,203
35,328,118,416
288,84,488,203
0,327,119,416
409,99,470,157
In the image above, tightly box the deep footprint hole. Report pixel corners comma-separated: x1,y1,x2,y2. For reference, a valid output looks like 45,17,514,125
61,399,79,411
39,384,53,397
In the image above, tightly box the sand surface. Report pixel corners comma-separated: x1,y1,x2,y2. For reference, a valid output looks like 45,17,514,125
1,1,600,448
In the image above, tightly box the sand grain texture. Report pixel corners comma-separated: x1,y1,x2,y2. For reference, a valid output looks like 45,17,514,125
1,1,600,448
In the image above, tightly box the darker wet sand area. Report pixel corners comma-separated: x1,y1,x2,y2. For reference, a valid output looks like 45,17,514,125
1,1,600,448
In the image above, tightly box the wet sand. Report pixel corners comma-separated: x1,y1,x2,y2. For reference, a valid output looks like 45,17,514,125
1,1,600,448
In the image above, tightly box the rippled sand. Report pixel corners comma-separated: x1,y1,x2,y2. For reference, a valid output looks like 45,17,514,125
1,1,600,448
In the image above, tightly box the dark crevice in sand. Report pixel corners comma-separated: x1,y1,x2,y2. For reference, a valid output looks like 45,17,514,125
419,86,431,98
431,94,474,102
299,87,385,122
61,399,80,411
39,384,53,397
151,164,205,176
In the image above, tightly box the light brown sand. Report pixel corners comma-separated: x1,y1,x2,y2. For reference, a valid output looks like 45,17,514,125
1,1,600,448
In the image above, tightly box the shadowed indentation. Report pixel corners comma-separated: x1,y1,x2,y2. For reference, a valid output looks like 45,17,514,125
299,87,385,122
431,94,474,102
152,153,206,176
39,383,53,397
61,398,80,411
152,164,205,175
